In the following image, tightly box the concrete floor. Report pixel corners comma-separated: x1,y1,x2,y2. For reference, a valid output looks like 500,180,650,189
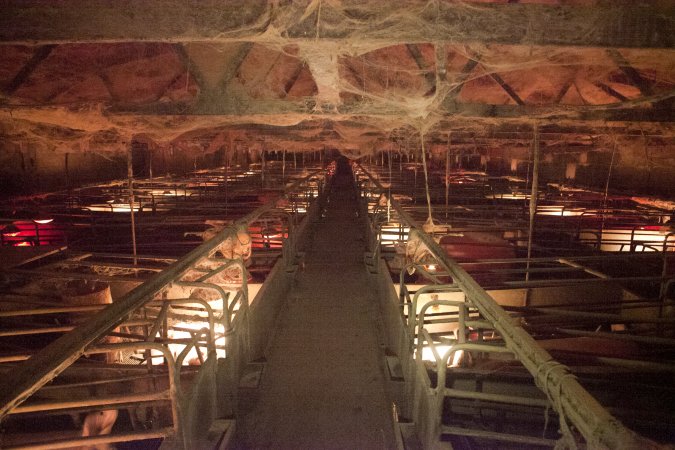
234,159,397,449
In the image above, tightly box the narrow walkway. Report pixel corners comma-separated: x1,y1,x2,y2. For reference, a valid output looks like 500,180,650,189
235,158,397,449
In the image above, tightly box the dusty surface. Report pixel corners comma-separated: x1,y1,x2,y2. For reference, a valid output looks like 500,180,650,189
0,1,673,198
234,160,396,449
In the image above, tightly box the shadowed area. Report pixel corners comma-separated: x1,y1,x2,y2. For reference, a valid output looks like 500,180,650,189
234,159,396,449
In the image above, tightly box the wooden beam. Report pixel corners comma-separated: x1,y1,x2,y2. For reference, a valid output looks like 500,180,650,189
283,61,306,96
0,1,672,49
405,44,436,95
487,70,526,105
171,43,207,94
1,45,56,96
440,100,675,123
104,95,675,123
606,49,655,97
554,79,574,104
445,55,480,102
189,42,254,114
594,81,629,102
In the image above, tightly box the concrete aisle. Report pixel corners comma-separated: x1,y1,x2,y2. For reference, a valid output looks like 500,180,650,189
234,159,397,449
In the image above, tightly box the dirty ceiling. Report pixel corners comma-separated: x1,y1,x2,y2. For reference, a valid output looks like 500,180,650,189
0,0,673,160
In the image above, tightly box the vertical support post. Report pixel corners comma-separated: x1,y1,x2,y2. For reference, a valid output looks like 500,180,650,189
388,147,392,182
149,147,153,180
224,144,229,215
261,147,266,188
64,153,70,192
282,150,286,181
420,133,433,222
127,145,138,266
399,144,403,173
445,131,451,219
526,123,540,282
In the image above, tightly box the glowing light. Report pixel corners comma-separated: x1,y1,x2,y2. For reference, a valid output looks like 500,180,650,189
418,344,451,362
33,219,54,224
15,241,32,247
579,228,674,252
536,206,584,217
148,189,190,197
489,193,530,200
167,321,227,365
380,223,410,243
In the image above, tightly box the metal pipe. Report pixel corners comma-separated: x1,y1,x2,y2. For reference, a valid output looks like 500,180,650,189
127,145,138,266
526,123,539,282
420,134,433,222
10,391,170,414
445,132,450,219
444,388,549,408
441,426,557,447
4,428,173,450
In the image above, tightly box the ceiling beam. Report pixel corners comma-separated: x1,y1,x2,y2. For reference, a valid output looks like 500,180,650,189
606,49,655,97
1,45,56,96
445,56,480,102
0,1,672,49
554,79,574,104
487,71,526,105
405,44,436,95
106,96,675,123
594,82,629,103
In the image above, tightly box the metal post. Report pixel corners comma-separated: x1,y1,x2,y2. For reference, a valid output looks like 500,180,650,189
261,148,266,188
420,133,433,222
445,132,451,219
127,146,138,266
526,123,539,282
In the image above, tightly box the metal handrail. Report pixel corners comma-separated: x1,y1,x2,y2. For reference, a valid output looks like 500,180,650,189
356,163,663,450
0,169,323,420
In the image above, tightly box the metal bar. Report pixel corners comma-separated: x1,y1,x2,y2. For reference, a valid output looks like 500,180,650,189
526,123,539,282
557,328,675,347
441,426,557,447
0,305,106,317
4,428,173,450
127,146,138,265
10,391,170,414
357,164,662,450
444,388,549,407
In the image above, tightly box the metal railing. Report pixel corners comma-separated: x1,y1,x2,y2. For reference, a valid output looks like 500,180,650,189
0,168,326,448
356,163,664,450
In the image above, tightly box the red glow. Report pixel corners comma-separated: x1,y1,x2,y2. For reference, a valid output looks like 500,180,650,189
641,225,663,231
1,220,65,246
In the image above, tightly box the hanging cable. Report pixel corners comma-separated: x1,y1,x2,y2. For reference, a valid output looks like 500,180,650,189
420,131,435,231
126,145,138,267
526,122,540,282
